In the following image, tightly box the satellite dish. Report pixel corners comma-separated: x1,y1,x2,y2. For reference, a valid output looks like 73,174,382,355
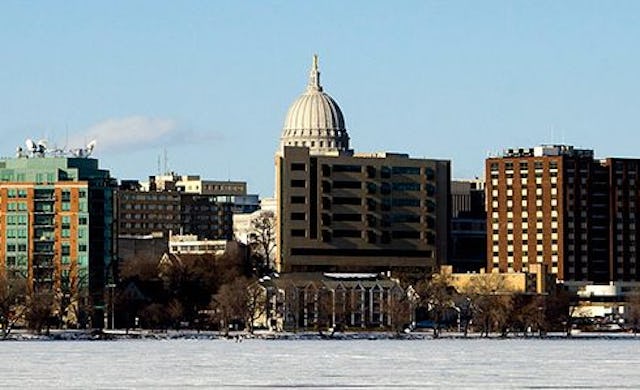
87,140,97,151
37,140,47,154
26,139,36,151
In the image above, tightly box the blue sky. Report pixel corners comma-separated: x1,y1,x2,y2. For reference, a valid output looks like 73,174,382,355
1,1,640,196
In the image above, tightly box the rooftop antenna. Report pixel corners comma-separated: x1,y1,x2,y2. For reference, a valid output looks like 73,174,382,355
64,124,69,151
163,148,169,175
157,152,161,176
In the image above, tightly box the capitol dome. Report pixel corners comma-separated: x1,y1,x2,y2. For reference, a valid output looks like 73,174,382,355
279,55,351,155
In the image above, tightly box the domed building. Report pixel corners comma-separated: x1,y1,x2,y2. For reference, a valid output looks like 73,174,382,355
279,55,352,156
275,56,451,277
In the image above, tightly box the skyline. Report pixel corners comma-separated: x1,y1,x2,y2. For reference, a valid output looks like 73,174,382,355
2,1,640,196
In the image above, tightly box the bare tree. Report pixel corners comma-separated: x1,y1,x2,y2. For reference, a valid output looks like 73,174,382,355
311,286,334,335
545,287,580,337
385,286,412,334
509,294,546,337
210,277,249,336
625,290,640,335
415,273,456,338
25,289,55,335
466,273,513,337
167,299,185,329
245,281,266,334
249,211,276,273
0,272,27,339
140,303,168,330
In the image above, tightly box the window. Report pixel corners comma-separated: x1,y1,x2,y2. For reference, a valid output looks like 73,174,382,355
291,229,305,237
291,179,306,188
333,165,361,173
291,212,306,220
392,198,420,207
392,166,420,175
333,181,361,189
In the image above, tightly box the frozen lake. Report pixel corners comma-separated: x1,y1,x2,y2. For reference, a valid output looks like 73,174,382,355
1,338,639,389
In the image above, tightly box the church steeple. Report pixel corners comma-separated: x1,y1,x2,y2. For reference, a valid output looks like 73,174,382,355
306,54,322,92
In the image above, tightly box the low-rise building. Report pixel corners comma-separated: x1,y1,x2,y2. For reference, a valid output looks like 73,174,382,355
168,233,228,255
255,272,407,331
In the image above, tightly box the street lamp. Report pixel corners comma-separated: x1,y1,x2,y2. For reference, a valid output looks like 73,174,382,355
106,283,116,330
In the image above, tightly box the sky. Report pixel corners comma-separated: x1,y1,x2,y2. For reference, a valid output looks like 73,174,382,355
1,1,640,197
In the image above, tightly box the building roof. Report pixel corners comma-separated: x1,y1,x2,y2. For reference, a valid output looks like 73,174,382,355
280,55,350,156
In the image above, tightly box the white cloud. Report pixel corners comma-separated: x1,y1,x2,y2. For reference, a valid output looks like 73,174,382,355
69,116,181,153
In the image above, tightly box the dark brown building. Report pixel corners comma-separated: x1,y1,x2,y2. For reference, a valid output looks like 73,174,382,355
603,158,640,282
450,179,486,273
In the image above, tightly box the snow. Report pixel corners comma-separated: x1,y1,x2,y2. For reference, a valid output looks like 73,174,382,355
1,337,639,388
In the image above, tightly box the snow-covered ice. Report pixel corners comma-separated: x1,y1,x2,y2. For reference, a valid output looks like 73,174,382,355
0,338,639,388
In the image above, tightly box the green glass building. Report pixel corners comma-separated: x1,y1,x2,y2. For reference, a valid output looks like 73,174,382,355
0,155,116,328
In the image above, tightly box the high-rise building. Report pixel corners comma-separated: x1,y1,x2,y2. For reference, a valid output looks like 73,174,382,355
275,56,450,274
0,151,116,326
602,158,640,282
486,145,615,283
450,179,486,272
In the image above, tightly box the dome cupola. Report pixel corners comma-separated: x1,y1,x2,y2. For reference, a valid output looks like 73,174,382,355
279,55,351,155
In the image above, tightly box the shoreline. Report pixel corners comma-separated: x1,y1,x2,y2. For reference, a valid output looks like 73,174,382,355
2,329,640,341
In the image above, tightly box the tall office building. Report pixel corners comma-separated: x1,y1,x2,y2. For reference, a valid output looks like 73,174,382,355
276,56,450,274
486,145,613,283
0,148,116,326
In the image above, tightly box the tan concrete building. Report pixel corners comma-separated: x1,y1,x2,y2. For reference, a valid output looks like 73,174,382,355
275,56,450,274
440,264,552,295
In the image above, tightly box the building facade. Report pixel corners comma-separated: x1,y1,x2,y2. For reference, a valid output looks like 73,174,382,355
486,145,640,284
275,56,450,274
602,158,640,282
117,174,247,240
450,179,486,272
277,147,450,273
0,155,116,326
256,272,407,331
